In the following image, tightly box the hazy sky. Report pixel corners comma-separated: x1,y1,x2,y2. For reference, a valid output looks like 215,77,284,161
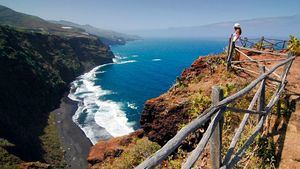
1,0,299,31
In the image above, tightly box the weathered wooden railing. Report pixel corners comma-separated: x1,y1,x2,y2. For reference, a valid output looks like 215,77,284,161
239,37,287,50
136,38,295,169
227,36,292,79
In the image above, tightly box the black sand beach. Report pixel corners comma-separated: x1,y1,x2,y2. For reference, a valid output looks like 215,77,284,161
53,94,92,169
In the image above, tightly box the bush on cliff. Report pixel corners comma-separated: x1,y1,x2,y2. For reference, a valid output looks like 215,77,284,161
102,138,160,169
288,35,300,55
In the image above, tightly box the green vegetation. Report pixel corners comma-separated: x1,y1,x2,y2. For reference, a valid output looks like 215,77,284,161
103,138,161,169
0,5,85,37
0,5,139,45
39,113,66,168
287,35,300,55
0,25,113,167
166,147,185,169
253,41,265,50
175,77,188,88
188,91,211,119
221,83,236,98
221,88,291,168
0,139,21,169
205,56,225,75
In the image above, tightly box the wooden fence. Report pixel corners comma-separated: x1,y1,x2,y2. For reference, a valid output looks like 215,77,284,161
239,37,287,51
136,37,295,169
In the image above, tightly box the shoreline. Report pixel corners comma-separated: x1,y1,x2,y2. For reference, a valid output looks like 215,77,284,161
53,93,92,169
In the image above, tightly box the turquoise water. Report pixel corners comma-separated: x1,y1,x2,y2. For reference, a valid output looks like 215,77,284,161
69,38,227,144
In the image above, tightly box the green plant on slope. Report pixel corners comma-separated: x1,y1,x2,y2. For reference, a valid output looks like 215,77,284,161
256,135,276,168
176,76,188,88
166,146,185,169
39,113,66,168
253,41,267,50
103,138,161,169
287,35,300,55
221,83,236,98
0,139,21,169
188,92,211,119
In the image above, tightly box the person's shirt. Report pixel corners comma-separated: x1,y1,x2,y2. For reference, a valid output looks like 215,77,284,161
232,29,241,42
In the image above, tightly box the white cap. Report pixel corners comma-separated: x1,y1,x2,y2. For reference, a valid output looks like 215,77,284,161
234,23,241,28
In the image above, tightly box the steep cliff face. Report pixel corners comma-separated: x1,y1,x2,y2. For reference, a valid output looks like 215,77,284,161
140,56,232,146
0,25,114,167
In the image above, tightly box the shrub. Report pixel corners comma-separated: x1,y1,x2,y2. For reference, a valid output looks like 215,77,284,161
287,35,300,55
176,77,188,88
103,138,161,169
188,92,211,118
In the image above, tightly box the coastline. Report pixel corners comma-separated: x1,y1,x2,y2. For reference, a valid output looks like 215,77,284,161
53,61,115,169
53,93,92,169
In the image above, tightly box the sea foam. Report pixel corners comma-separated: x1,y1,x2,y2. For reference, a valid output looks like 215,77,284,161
68,62,134,144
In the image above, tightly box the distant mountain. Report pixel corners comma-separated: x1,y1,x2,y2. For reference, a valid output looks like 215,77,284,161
0,5,88,37
131,14,300,38
50,20,141,45
0,5,139,45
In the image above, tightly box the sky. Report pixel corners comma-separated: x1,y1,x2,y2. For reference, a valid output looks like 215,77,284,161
0,0,299,31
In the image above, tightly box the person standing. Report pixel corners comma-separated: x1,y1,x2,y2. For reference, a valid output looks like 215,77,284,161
232,23,242,42
227,23,243,66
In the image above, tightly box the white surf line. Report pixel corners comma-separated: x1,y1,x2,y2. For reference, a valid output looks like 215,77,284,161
68,60,135,144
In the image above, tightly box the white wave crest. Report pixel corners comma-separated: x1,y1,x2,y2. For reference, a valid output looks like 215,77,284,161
117,60,137,64
68,64,134,144
127,102,138,110
152,58,161,62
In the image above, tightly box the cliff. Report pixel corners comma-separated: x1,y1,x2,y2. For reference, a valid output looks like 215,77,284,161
0,25,114,168
88,53,291,168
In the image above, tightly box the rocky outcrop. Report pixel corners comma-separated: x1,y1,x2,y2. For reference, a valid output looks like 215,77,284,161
140,57,214,146
0,25,114,166
140,96,190,145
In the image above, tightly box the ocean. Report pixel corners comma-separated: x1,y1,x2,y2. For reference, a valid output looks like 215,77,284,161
68,38,227,144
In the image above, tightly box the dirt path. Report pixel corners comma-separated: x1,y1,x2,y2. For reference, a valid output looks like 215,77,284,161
279,56,300,169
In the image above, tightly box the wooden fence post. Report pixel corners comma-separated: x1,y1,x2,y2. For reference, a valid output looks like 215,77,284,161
281,52,294,81
227,40,235,71
209,86,224,169
257,66,266,122
227,36,232,55
260,36,265,50
282,40,286,50
244,37,248,47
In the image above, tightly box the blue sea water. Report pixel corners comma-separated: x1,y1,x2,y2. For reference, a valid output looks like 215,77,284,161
68,38,227,144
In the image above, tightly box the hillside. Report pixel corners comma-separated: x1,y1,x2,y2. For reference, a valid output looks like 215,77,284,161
0,4,88,37
0,5,138,45
0,25,114,168
50,20,141,45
